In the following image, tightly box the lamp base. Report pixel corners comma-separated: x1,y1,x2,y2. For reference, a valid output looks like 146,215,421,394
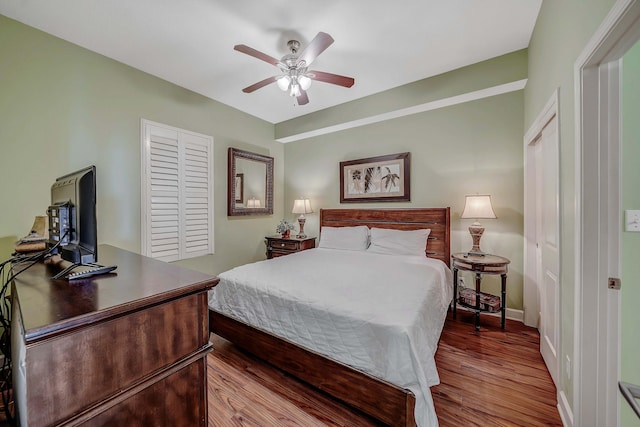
467,224,486,257
296,216,307,239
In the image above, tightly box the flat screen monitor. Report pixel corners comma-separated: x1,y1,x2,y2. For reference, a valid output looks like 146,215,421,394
47,165,97,264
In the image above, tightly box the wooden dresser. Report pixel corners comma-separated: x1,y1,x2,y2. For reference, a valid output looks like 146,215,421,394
10,245,219,426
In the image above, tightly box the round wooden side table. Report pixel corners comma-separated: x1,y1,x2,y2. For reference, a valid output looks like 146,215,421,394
451,252,510,331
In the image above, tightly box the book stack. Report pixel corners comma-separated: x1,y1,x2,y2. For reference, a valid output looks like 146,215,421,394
458,287,501,313
15,216,48,253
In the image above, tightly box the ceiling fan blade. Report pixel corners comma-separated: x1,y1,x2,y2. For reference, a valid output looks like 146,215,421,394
242,76,277,93
296,32,334,67
234,44,281,66
297,90,309,105
309,70,355,88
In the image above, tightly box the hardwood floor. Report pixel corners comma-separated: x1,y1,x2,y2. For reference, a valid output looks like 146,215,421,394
432,310,562,426
207,311,563,426
208,335,382,426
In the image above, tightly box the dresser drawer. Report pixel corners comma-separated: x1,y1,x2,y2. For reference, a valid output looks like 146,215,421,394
270,240,299,251
270,250,291,258
77,353,209,427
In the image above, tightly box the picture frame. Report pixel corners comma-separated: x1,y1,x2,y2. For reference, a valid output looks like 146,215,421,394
234,173,244,204
340,152,410,203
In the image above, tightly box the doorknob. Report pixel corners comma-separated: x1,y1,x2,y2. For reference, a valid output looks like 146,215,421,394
619,381,640,419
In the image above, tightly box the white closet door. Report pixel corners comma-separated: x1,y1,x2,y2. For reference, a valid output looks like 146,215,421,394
535,114,560,387
181,132,213,259
141,119,213,262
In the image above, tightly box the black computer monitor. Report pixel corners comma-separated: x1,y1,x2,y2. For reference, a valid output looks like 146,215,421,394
47,166,97,265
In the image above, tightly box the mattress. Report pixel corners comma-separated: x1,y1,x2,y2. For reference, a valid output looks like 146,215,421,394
208,247,453,426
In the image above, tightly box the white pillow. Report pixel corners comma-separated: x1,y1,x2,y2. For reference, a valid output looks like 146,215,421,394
367,227,431,256
318,226,370,251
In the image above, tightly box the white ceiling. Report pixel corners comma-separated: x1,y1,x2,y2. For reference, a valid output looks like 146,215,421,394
0,0,542,124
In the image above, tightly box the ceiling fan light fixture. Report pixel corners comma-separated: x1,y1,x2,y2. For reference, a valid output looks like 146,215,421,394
277,75,291,91
289,82,301,97
298,74,312,90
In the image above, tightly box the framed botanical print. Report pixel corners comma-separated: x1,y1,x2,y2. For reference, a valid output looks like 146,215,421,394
340,152,410,203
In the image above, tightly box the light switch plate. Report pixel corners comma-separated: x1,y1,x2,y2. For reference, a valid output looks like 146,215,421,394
625,210,640,232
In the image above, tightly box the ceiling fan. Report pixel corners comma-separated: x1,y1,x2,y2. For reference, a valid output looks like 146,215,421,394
234,32,355,106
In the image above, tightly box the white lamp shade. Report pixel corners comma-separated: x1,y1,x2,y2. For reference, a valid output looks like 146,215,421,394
277,75,291,91
460,195,497,219
298,75,312,90
290,83,301,97
292,199,313,214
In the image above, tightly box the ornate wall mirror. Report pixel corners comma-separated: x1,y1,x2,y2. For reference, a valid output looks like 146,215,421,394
227,147,274,216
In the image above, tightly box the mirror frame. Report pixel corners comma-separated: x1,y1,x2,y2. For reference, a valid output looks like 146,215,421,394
227,147,274,216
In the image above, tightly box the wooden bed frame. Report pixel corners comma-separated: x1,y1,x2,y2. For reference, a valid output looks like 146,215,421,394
209,208,451,426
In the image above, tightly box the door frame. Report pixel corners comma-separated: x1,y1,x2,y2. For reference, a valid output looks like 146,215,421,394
574,0,640,425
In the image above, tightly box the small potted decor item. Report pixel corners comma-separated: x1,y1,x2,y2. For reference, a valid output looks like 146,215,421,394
276,219,295,238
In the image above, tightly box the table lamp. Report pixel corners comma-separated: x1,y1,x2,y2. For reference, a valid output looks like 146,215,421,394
292,199,313,238
460,194,496,256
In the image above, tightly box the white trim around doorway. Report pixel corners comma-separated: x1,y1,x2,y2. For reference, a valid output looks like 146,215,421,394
573,0,640,425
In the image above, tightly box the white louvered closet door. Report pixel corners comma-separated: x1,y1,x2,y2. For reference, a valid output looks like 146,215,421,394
141,120,213,262
181,133,213,259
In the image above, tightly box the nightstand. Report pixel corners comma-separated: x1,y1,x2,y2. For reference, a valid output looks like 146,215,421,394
451,252,510,331
265,236,316,259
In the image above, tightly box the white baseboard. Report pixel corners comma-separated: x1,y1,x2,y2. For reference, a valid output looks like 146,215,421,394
506,308,524,322
455,305,525,323
558,390,573,427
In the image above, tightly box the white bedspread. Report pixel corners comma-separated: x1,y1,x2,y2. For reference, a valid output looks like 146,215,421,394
208,248,453,426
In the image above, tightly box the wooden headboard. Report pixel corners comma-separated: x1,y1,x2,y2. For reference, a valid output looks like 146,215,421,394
319,208,451,266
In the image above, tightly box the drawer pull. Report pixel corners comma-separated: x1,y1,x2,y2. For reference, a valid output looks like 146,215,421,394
281,243,285,247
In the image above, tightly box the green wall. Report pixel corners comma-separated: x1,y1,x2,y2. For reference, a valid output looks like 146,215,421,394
276,49,528,141
0,15,283,275
621,39,640,427
283,91,526,309
279,51,529,312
